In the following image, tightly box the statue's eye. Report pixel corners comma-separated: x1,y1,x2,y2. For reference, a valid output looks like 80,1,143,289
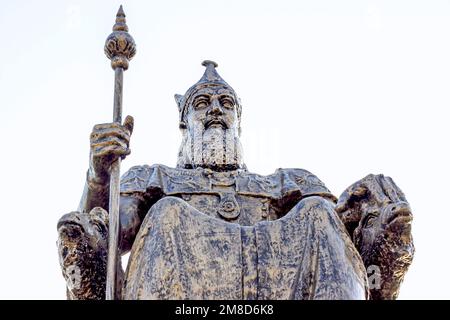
220,98,235,110
363,213,378,228
194,97,209,109
195,102,208,109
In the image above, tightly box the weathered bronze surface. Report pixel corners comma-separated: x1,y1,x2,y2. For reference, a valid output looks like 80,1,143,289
57,9,414,300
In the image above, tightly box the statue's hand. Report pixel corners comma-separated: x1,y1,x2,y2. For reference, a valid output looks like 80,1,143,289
89,115,134,184
57,208,109,300
335,174,414,299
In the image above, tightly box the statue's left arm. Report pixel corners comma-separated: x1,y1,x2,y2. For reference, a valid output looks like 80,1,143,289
335,174,414,300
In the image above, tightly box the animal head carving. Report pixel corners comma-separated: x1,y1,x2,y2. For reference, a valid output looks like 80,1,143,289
336,174,414,299
57,207,108,300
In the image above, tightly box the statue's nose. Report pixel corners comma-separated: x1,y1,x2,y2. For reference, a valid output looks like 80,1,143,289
207,98,224,116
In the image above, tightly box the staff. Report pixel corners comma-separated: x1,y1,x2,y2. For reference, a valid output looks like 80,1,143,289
104,5,136,300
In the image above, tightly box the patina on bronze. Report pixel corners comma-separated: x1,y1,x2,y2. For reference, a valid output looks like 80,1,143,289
56,9,414,300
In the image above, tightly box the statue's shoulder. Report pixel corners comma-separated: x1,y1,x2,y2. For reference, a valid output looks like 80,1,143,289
120,164,172,194
273,168,337,202
275,167,322,182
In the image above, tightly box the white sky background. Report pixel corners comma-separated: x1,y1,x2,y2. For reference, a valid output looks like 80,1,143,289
0,0,448,299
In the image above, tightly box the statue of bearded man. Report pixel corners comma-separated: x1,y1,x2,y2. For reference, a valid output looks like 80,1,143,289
57,61,414,300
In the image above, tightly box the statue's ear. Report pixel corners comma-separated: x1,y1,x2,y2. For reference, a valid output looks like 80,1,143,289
175,94,187,128
174,94,184,113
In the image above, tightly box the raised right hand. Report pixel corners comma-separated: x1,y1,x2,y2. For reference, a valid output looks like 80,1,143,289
89,115,134,184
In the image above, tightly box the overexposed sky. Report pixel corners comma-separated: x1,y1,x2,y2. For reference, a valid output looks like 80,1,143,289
0,0,449,299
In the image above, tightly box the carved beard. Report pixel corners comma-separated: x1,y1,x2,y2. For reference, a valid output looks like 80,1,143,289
177,122,244,171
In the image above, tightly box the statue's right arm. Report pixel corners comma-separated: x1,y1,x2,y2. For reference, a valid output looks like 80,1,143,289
78,115,134,213
78,116,167,255
57,116,156,299
77,115,148,254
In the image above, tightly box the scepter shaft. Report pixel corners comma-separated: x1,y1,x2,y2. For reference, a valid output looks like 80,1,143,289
104,5,136,300
106,67,123,300
113,68,123,123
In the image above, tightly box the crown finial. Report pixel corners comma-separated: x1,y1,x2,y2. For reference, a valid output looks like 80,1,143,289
202,60,218,68
199,59,225,83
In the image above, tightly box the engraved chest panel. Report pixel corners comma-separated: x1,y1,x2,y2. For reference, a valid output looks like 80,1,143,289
178,193,279,226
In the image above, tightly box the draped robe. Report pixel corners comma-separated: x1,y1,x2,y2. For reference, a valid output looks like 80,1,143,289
118,164,368,299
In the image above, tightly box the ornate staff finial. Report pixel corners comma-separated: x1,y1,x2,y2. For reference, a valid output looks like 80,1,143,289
113,5,128,32
104,5,136,70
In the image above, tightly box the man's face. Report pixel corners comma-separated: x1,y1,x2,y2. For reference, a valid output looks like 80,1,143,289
177,86,244,171
186,86,239,132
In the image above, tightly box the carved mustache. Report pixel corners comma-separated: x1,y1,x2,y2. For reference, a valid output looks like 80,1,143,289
204,117,228,129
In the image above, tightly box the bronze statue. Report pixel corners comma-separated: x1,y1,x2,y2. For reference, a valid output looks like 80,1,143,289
57,7,414,300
